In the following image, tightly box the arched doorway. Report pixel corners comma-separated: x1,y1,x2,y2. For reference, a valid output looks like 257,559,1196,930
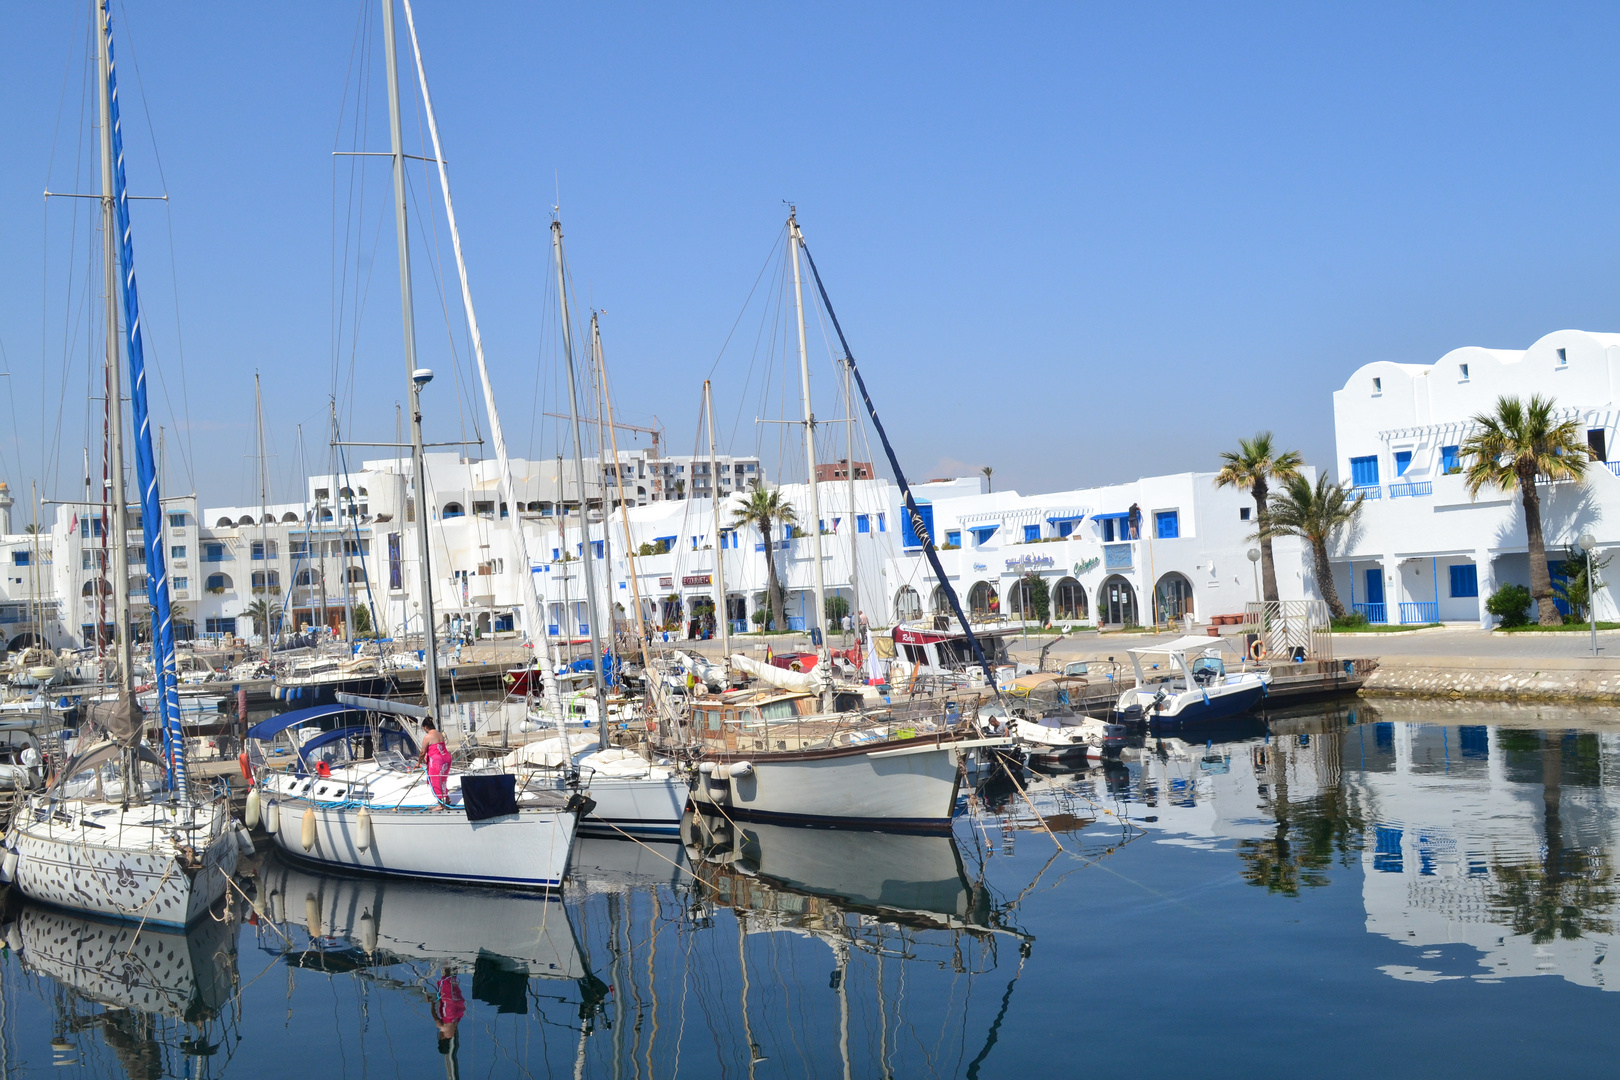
1155,572,1194,624
967,581,1000,619
1008,578,1034,621
1053,577,1086,621
894,586,922,622
930,585,952,615
1100,576,1136,626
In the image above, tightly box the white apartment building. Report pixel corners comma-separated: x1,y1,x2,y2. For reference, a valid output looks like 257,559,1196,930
881,472,1311,629
1330,329,1620,626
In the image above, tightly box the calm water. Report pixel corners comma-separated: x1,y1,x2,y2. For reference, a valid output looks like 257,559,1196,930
6,698,1620,1078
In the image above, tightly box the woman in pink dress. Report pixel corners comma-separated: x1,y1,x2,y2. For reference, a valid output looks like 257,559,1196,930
419,719,451,799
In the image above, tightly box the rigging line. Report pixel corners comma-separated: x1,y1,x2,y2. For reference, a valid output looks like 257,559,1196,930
707,223,787,380
330,0,372,406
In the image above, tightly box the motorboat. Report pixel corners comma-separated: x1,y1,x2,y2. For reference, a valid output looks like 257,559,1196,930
1000,673,1124,762
1113,635,1270,728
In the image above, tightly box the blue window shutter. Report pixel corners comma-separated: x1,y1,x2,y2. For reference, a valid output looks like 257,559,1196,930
1440,445,1459,473
1394,451,1412,476
878,513,886,532
1449,564,1478,598
1155,511,1179,539
1350,456,1380,487
1023,524,1040,543
946,531,961,547
901,504,932,548
857,514,870,533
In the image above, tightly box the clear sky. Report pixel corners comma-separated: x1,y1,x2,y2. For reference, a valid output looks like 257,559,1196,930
5,1,1620,511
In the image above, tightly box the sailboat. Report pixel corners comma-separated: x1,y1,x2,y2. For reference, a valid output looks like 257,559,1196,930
249,0,581,888
3,0,241,928
686,211,1007,831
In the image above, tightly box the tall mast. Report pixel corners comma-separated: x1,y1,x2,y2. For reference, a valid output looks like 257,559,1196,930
397,0,560,711
380,0,438,714
551,219,608,749
843,358,859,643
595,319,668,741
255,374,271,640
589,317,615,651
97,0,131,693
788,211,830,688
704,380,730,662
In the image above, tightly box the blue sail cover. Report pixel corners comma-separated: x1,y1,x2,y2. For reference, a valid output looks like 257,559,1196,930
105,19,188,800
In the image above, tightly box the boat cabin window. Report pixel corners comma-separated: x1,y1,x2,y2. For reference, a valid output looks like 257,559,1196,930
759,700,797,721
833,691,865,713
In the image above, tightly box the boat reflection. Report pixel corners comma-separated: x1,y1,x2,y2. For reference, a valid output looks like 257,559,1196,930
253,852,586,982
4,895,241,1072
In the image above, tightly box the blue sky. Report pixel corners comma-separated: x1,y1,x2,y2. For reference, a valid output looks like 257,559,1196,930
5,2,1620,509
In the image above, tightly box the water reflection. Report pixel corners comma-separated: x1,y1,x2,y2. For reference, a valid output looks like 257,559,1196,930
4,896,240,1075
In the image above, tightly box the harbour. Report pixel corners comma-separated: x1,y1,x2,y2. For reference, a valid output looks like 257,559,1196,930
5,0,1620,1075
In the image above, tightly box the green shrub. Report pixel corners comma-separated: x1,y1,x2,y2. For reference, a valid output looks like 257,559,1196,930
1331,611,1368,629
1486,583,1533,627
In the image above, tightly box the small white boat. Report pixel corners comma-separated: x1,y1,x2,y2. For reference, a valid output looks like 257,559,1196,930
1113,636,1270,728
502,734,690,839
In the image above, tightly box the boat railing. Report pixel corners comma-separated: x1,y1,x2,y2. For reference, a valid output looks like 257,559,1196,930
705,695,979,754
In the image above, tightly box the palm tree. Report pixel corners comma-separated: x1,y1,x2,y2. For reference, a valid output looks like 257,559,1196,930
1257,472,1364,619
1215,432,1302,603
1461,394,1592,626
730,482,796,631
981,465,994,492
244,597,280,640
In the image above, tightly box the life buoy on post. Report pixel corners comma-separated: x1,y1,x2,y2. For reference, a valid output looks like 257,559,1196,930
1249,638,1267,662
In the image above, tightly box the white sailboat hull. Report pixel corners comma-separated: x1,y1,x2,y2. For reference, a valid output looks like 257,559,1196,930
578,773,689,838
7,802,238,929
690,741,966,831
264,795,577,889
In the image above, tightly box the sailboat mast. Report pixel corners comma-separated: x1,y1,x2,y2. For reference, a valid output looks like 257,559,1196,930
704,380,730,662
594,319,668,739
843,358,859,643
380,0,439,714
397,0,561,712
97,0,131,693
255,374,272,640
552,220,608,747
788,212,830,679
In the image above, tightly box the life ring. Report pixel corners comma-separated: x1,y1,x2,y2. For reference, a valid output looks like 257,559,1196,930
1249,639,1267,662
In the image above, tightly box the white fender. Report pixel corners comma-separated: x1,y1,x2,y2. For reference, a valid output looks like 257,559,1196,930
268,889,284,923
244,788,261,829
305,893,321,933
1,851,17,883
265,799,280,834
727,760,753,779
356,808,373,852
697,761,717,775
359,910,378,953
300,807,317,852
233,823,254,858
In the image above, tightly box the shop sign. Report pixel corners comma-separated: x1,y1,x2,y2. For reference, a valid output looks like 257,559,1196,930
682,574,712,587
1004,554,1055,571
972,563,988,572
1103,544,1133,571
1073,557,1099,575
658,576,673,588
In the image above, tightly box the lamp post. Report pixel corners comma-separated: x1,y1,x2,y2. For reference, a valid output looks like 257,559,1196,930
1579,531,1598,657
1247,548,1261,605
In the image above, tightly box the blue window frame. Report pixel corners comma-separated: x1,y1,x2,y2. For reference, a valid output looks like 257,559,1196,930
901,504,933,549
1023,524,1041,543
945,530,961,547
971,525,998,546
857,514,870,534
1057,520,1076,537
1350,456,1380,487
168,512,186,528
1449,564,1478,598
10,552,27,567
1440,445,1460,473
1103,518,1115,542
1394,451,1412,476
877,514,885,532
1155,510,1179,539
592,541,604,559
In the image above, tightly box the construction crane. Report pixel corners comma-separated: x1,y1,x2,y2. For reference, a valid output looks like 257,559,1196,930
544,413,665,496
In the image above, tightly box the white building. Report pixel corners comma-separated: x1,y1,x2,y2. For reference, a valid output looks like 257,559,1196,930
1330,329,1620,626
880,472,1311,629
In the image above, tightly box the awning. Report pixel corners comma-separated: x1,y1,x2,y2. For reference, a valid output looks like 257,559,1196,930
1045,513,1086,524
1092,512,1131,521
246,703,358,742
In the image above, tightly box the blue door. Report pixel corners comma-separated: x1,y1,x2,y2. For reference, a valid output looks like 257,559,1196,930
1364,569,1384,605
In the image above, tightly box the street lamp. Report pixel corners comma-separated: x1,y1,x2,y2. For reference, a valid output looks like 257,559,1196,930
1579,531,1598,657
1247,548,1261,605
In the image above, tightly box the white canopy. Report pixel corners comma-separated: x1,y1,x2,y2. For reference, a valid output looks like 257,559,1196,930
1127,635,1242,658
